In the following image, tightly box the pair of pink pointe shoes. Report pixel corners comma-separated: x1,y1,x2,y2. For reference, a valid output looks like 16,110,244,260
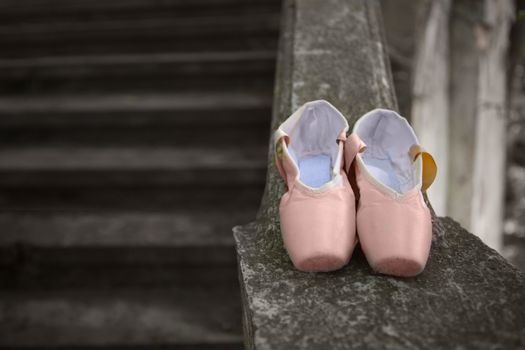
274,100,437,277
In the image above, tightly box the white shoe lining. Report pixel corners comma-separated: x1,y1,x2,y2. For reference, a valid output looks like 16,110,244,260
354,109,419,194
286,101,348,188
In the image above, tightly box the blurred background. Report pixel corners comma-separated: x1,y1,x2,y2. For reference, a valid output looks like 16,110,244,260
0,0,523,348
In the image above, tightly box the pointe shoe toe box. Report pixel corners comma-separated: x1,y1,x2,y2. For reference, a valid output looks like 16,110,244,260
279,185,356,272
357,189,432,277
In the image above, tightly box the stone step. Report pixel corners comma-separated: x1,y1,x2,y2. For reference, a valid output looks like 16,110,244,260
0,284,242,349
0,13,278,39
0,210,251,248
0,209,252,251
0,12,280,58
0,185,264,213
0,92,272,146
0,125,271,147
0,0,281,21
0,209,254,267
0,145,267,188
0,91,272,118
0,51,276,94
0,126,271,147
0,91,271,126
1,262,239,290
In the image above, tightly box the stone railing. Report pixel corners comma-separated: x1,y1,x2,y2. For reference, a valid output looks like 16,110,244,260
233,0,525,349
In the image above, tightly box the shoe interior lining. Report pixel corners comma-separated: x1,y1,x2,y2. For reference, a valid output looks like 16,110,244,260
288,101,347,188
355,110,419,193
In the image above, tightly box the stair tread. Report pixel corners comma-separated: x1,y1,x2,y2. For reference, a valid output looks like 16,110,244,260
0,0,279,11
0,17,279,58
0,186,264,212
0,91,273,138
0,145,267,187
0,1,281,57
0,209,253,247
0,91,272,114
0,50,275,71
0,14,280,60
0,50,276,95
0,285,242,347
0,0,280,20
0,146,266,170
0,209,254,267
0,14,278,37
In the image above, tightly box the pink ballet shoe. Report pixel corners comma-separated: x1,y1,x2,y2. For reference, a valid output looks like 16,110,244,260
348,109,437,277
274,100,361,272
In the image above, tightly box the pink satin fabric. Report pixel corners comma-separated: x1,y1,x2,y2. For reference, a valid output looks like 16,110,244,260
279,171,356,272
354,159,432,277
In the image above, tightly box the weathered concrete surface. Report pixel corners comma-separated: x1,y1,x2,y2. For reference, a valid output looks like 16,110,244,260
234,217,525,349
234,0,525,348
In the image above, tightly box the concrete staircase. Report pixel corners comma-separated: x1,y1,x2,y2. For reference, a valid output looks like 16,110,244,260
0,0,281,348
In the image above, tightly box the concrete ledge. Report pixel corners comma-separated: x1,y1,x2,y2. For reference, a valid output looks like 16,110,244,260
234,217,525,349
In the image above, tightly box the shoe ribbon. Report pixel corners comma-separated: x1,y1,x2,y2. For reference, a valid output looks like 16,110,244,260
409,145,437,192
